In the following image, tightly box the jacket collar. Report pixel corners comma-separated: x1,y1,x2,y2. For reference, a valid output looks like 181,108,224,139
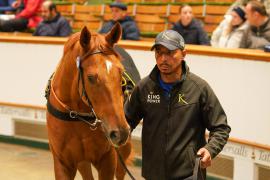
251,16,270,33
44,12,60,23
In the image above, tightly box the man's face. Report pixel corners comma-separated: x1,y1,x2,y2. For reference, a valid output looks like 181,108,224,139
41,6,53,21
155,45,185,75
111,7,126,21
245,4,256,26
180,6,193,26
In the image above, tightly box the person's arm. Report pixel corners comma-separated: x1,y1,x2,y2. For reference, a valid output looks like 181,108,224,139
16,0,42,18
197,21,210,45
58,18,72,37
200,83,231,160
240,28,252,48
247,35,270,49
123,21,140,40
211,18,227,47
124,85,143,131
99,21,114,34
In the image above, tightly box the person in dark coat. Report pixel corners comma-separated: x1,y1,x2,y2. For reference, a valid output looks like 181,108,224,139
99,2,140,40
172,4,210,45
33,1,71,37
124,30,230,179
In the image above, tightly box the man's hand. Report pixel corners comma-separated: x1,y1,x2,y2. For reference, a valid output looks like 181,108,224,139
12,1,20,8
197,148,212,169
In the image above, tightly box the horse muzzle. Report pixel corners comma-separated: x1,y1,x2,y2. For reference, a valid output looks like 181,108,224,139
107,127,130,147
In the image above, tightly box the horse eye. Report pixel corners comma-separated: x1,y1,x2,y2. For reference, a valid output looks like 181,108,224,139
88,75,97,84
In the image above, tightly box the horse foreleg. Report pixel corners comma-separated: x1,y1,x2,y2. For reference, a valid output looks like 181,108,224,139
77,161,94,180
50,146,77,180
95,148,117,180
53,157,77,180
116,141,132,180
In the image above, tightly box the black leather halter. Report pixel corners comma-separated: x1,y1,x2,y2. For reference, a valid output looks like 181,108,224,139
46,48,114,128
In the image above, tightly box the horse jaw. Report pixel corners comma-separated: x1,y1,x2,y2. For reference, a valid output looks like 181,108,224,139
105,22,122,45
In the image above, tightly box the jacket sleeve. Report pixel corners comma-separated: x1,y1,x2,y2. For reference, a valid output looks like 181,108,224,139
201,83,231,158
123,21,140,40
99,21,114,34
197,23,210,45
211,19,227,47
239,28,270,49
58,18,72,37
246,34,270,49
124,85,143,130
16,0,42,18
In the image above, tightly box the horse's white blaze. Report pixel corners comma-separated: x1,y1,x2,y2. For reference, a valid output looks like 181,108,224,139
106,60,112,74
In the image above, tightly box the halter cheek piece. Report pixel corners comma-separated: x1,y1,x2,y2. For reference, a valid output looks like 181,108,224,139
46,49,114,130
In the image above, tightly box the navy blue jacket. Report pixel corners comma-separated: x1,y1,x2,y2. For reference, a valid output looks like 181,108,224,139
33,13,71,37
172,19,210,45
99,16,140,40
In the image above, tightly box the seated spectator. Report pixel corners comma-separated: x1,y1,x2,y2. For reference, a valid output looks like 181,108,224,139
211,6,248,48
33,1,71,37
171,4,210,45
240,0,270,49
99,2,140,40
0,0,43,32
227,0,270,15
0,0,16,13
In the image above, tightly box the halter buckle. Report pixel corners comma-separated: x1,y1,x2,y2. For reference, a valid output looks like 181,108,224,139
70,111,78,118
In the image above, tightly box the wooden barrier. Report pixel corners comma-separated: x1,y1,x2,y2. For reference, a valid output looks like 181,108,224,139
1,33,269,61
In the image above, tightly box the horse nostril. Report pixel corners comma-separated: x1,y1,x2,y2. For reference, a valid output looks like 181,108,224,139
110,130,120,141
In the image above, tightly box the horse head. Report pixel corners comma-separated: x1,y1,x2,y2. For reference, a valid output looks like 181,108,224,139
55,23,130,147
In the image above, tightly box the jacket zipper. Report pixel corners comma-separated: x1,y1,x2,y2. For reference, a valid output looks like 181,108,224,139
165,91,172,178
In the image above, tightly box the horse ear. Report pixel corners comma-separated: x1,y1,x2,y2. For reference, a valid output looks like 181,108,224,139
105,22,122,45
80,26,91,49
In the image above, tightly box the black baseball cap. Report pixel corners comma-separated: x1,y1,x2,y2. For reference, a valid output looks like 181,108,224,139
151,30,185,51
109,2,127,11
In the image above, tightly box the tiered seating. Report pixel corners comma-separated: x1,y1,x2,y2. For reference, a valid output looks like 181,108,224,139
72,5,104,31
135,5,168,37
204,5,230,33
55,1,233,39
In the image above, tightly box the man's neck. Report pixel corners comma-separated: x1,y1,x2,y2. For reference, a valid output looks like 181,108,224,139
160,69,182,83
256,16,268,28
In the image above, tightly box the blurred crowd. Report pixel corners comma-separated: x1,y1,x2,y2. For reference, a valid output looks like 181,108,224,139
0,0,269,50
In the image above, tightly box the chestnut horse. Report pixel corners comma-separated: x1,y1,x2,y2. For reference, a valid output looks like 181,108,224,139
46,23,132,180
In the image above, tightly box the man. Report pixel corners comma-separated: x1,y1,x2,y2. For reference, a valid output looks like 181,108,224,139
240,0,270,49
99,2,140,40
124,30,230,179
172,4,210,45
0,0,43,32
33,1,71,37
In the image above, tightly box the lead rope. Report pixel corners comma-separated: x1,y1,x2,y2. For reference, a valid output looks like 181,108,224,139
115,147,136,180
